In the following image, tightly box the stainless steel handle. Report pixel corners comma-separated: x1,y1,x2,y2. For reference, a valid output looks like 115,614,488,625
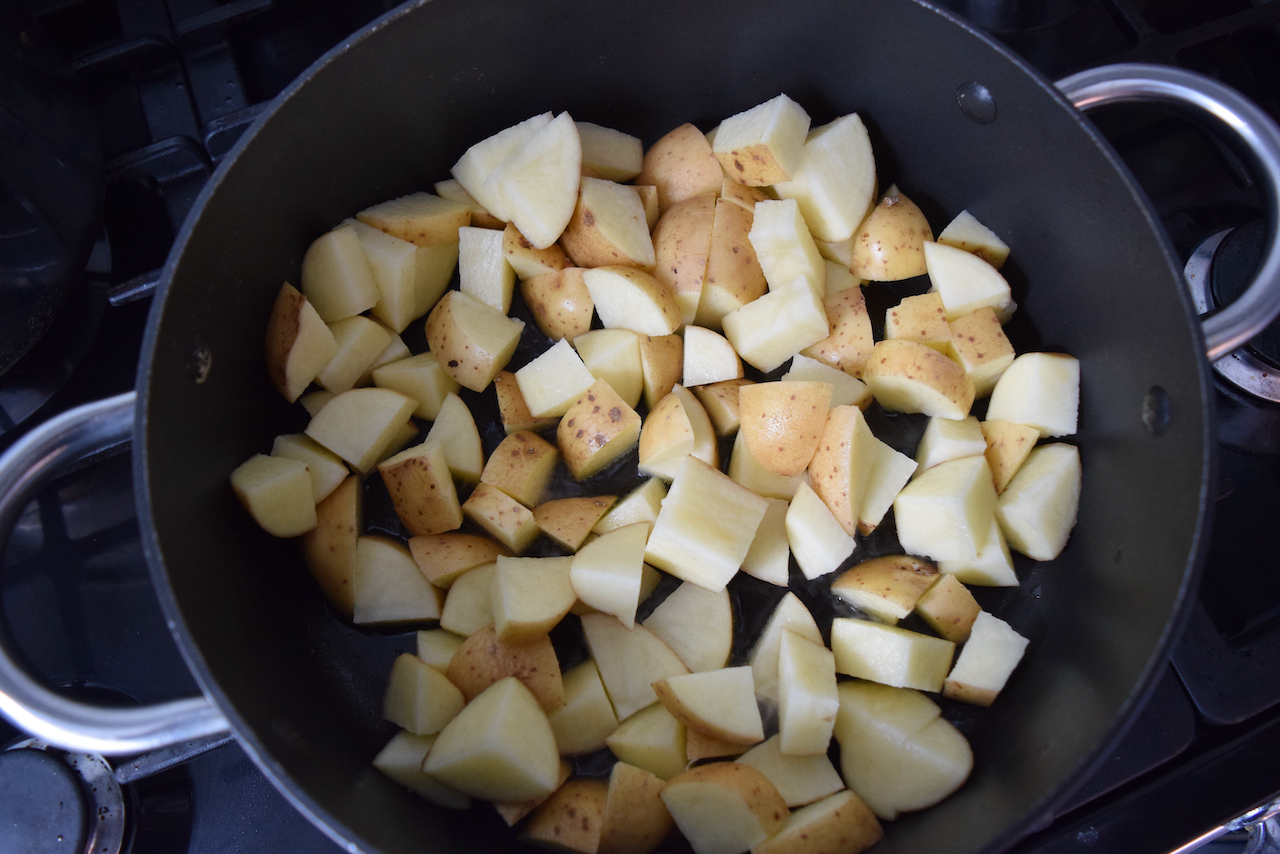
1170,792,1280,854
0,392,231,755
1056,63,1280,361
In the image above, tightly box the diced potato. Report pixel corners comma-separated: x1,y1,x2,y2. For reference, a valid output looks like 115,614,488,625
494,370,558,434
644,456,769,593
638,333,684,410
372,730,470,809
577,121,643,182
800,283,874,379
695,198,767,330
548,660,619,756
581,613,689,722
749,198,824,296
316,315,393,394
409,533,506,589
521,778,608,854
446,623,566,713
377,439,463,537
372,352,460,421
299,222,379,322
738,380,832,477
947,307,1015,397
728,430,805,500
481,111,581,250
985,352,1080,438
642,581,733,673
461,483,541,554
736,734,845,808
773,113,877,244
863,338,975,420
230,454,316,538
451,112,554,219
571,523,648,628
923,239,1014,321
996,443,1082,560
786,481,856,581
682,326,743,388
831,555,939,624
417,628,466,672
435,178,503,229
637,385,718,481
345,219,422,334
776,628,839,756
894,454,998,563
583,266,681,337
830,618,955,692
652,667,764,745
593,477,666,536
660,763,788,854
383,652,464,735
781,353,871,409
806,404,878,538
722,277,829,374
516,338,598,419
740,497,791,586
916,415,987,474
652,194,715,325
480,430,559,508
520,267,595,342
491,555,576,643
352,536,444,625
605,703,687,781
270,433,347,505
598,762,674,854
982,419,1041,493
692,377,752,436
458,225,516,313
534,496,616,551
438,562,496,636
300,474,360,618
357,190,470,247
264,282,338,402
560,176,655,269
749,593,823,704
711,94,811,186
885,291,951,352
937,209,1010,269
857,437,918,535
636,123,723,213
574,328,643,410
915,574,981,643
424,290,525,392
848,186,933,281
494,761,573,827
943,611,1029,706
421,392,482,484
501,222,571,279
937,516,1019,587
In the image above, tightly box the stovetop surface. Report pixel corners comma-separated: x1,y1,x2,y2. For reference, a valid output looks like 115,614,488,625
3,1,1280,853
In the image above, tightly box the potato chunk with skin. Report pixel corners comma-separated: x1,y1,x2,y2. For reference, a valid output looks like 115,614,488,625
584,266,682,337
739,380,832,477
264,282,338,402
378,439,463,537
534,496,616,551
736,734,845,809
944,610,1030,706
408,532,507,589
480,430,559,508
639,333,684,409
729,429,805,500
801,283,875,379
383,652,465,735
557,380,641,481
848,187,934,281
637,123,724,213
832,555,939,624
695,198,768,330
582,613,690,722
516,338,598,419
916,574,982,643
693,377,752,436
749,592,823,704
574,328,643,410
661,763,788,854
425,290,525,392
782,353,871,409
982,419,1041,493
357,190,470,247
653,667,764,745
712,93,811,186
521,267,595,342
923,239,1014,321
462,483,541,554
301,475,360,617
863,338,975,420
948,307,1016,397
754,789,884,854
352,536,444,625
270,433,347,505
494,370,558,434
652,194,715,325
938,209,1010,268
996,443,1082,560
446,623,566,713
522,778,608,854
230,454,315,538
560,176,656,269
638,384,718,481
501,222,571,279
886,291,951,352
598,762,674,854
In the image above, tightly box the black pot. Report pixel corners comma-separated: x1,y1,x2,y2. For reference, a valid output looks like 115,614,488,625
1,1,1278,853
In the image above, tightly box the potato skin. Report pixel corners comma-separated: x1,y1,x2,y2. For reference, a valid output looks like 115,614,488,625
636,123,723,213
557,380,642,480
446,623,566,713
520,268,595,342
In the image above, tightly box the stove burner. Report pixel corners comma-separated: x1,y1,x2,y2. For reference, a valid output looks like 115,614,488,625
0,739,126,854
1184,223,1280,403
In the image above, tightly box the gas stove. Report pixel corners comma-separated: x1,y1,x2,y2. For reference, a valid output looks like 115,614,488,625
2,1,1279,853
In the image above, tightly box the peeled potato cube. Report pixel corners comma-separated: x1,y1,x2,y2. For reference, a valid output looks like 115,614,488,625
230,454,315,537
740,497,791,587
782,353,871,409
786,481,856,581
378,439,463,537
304,387,417,473
372,352,460,421
516,338,598,419
753,790,884,854
834,681,972,821
491,555,576,643
494,370,558,434
831,555,939,624
653,667,764,745
773,112,877,245
605,703,687,781
937,209,1010,269
776,628,839,756
642,581,733,673
581,613,689,722
560,176,655,269
345,219,422,334
264,282,338,402
682,326,743,388
593,477,666,536
749,592,823,704
722,277,829,374
480,430,559,508
831,618,955,693
915,574,982,643
417,629,466,673
300,222,379,322
857,438,919,535
423,676,562,803
938,516,1019,587
270,433,347,505
353,536,444,625
749,197,824,296
885,291,951,352
521,267,595,342
916,415,986,475
923,239,1014,321
570,523,648,628
357,190,469,247
423,392,483,484
424,290,525,393
986,351,1080,438
583,266,681,337
372,731,471,810
316,315,393,394
943,611,1029,706
996,443,1082,560
637,123,722,213
848,187,934,281
577,121,643,182
737,734,845,809
462,483,541,554
712,93,811,186
482,111,581,250
644,456,769,593
451,112,553,220
548,660,619,756
739,380,832,477
660,763,788,854
383,652,465,735
894,454,998,563
438,563,496,637
574,328,643,410
864,338,975,420
458,225,516,314
729,430,805,501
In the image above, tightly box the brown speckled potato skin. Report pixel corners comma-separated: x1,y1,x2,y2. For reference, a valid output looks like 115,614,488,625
446,623,566,713
522,778,609,854
636,123,723,213
848,189,934,281
802,285,875,379
520,267,594,341
557,380,642,480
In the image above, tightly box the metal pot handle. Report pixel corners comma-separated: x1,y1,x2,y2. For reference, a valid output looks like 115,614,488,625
1056,63,1280,361
0,392,231,755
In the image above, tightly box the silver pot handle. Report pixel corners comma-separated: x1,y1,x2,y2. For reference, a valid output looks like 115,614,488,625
0,392,231,755
1056,63,1280,361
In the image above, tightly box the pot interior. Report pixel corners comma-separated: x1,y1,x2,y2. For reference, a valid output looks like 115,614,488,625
137,1,1211,852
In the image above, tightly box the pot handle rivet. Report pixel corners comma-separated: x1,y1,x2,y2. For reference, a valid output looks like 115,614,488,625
956,81,997,125
1141,385,1171,436
1057,63,1280,361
